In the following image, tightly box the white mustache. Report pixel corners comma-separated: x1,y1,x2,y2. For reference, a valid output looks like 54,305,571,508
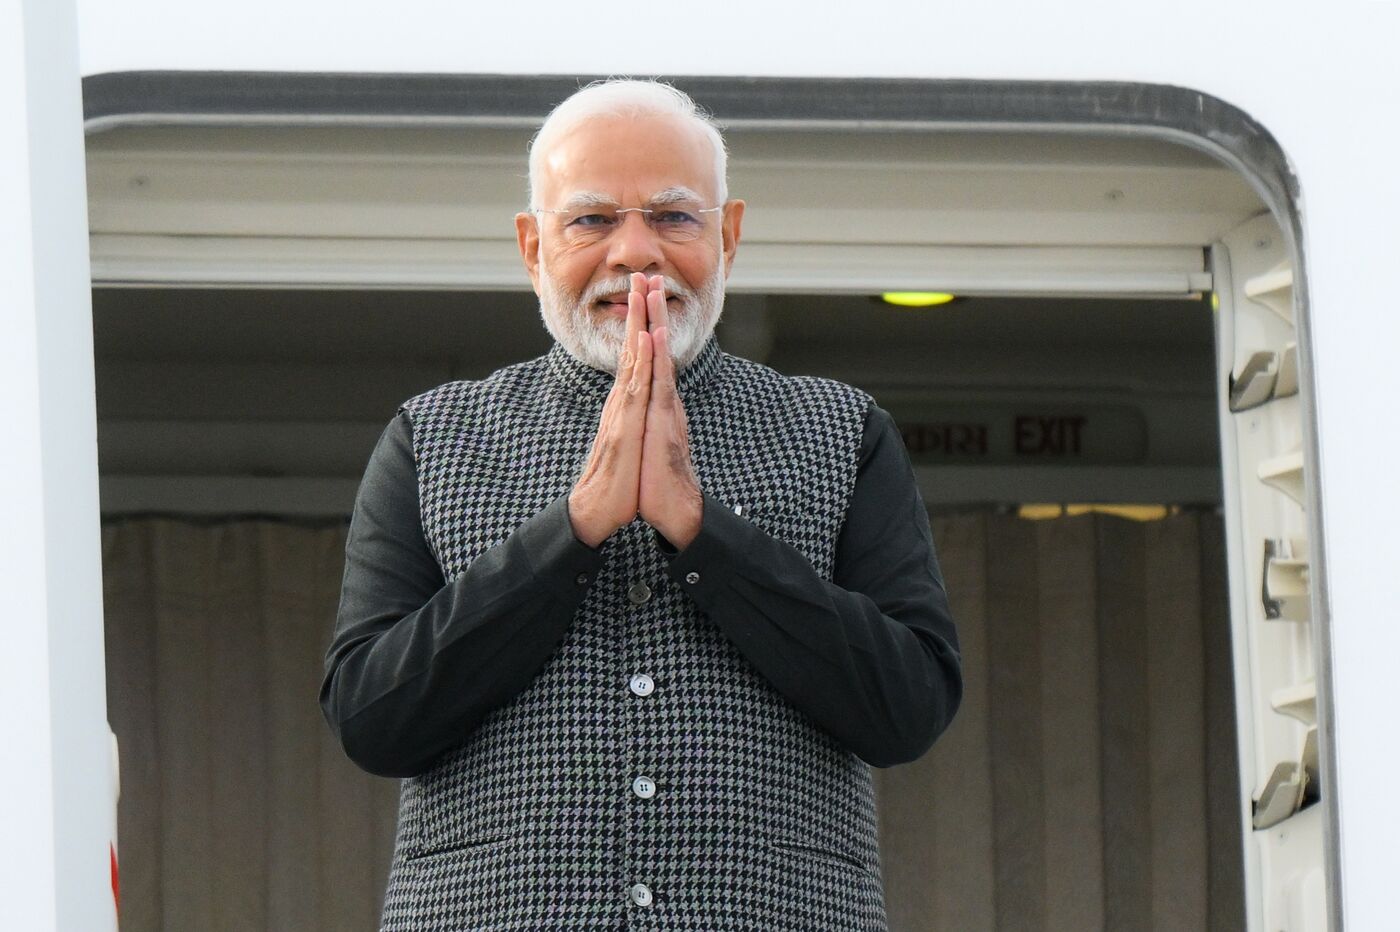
580,276,696,307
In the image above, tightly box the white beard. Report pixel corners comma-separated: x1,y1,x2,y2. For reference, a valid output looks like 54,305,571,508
536,263,725,374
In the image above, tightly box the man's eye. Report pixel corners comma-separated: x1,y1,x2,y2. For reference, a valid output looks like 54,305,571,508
654,211,699,224
569,213,614,227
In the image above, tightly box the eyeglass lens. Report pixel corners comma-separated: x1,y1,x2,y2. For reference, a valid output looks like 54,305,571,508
552,203,718,243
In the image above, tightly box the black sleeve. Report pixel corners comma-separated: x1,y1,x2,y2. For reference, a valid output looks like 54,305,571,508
319,410,605,778
656,400,963,768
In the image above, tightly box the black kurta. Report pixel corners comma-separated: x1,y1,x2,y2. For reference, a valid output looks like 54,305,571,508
322,399,962,778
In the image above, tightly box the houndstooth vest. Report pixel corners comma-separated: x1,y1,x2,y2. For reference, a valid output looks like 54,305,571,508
380,335,886,931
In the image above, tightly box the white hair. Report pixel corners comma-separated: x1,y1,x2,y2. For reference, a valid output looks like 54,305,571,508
536,264,726,373
527,78,728,210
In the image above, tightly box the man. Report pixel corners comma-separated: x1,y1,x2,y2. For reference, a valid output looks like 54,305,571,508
320,79,962,931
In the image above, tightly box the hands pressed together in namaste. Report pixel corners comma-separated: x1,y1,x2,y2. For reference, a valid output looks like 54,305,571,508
567,272,704,551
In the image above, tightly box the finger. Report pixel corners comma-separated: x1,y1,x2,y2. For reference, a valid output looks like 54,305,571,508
614,282,646,385
613,322,637,384
625,272,648,361
652,325,676,395
627,328,653,402
647,274,669,333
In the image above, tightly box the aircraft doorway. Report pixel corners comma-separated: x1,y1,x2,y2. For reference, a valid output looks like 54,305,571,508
85,74,1326,929
94,285,1240,929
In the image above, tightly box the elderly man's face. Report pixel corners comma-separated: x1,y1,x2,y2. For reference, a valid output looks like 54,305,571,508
515,112,744,372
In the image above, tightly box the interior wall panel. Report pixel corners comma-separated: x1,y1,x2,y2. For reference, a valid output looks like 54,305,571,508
152,524,217,930
1144,518,1209,930
1201,513,1248,931
986,516,1048,930
1096,516,1154,931
1035,516,1103,932
877,513,996,930
101,525,163,930
260,524,350,932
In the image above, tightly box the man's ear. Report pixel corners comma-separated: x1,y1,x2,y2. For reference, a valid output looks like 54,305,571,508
515,211,542,293
720,199,745,277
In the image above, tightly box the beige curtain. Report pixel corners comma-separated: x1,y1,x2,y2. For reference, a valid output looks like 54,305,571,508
102,518,397,932
876,512,1244,931
102,510,1243,931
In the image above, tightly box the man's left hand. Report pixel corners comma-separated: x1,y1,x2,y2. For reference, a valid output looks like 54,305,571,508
636,274,704,550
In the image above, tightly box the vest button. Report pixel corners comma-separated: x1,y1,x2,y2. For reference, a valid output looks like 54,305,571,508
632,775,656,799
627,581,652,605
628,674,655,697
575,572,589,586
684,571,701,585
629,882,653,907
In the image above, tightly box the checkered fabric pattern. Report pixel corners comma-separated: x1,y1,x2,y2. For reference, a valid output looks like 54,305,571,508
382,335,886,931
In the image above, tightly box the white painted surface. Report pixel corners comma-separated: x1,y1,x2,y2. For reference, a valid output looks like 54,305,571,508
0,1,60,927
41,0,1400,926
3,0,116,929
88,236,1214,295
81,125,1244,293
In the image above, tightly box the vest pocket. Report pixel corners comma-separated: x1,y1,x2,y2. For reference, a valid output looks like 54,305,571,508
403,834,513,864
764,831,872,878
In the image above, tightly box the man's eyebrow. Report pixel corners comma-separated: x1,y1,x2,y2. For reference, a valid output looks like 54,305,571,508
647,186,704,206
558,191,621,211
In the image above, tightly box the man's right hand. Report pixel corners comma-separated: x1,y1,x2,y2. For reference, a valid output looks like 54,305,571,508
567,272,654,548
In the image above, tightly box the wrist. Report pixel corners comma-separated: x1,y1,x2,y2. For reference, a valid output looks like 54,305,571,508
657,490,703,551
567,492,611,549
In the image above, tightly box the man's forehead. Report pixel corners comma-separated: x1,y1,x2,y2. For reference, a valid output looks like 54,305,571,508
538,112,718,203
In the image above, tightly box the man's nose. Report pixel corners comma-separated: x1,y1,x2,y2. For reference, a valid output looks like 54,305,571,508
605,211,665,274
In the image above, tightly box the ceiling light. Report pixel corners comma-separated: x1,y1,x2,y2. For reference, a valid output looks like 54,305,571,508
1017,504,1173,522
880,292,956,308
